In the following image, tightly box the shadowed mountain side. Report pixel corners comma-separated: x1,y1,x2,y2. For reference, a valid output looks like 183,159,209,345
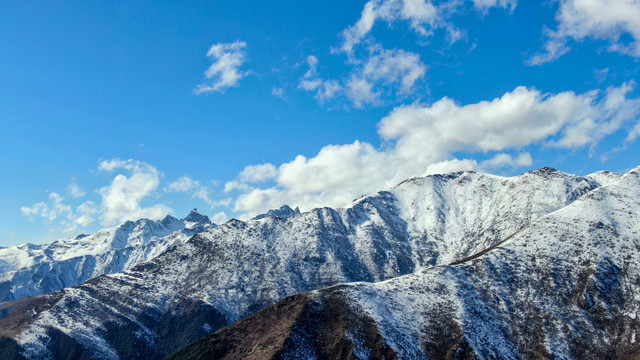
165,290,398,360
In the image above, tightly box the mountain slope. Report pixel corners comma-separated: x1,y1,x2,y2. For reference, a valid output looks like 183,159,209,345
0,168,609,359
173,166,640,359
0,209,213,302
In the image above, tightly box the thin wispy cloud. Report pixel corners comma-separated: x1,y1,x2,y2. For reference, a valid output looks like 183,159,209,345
165,175,223,208
471,0,516,14
195,41,248,94
299,47,427,107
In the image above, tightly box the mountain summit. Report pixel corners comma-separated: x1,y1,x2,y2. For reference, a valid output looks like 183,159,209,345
251,205,301,220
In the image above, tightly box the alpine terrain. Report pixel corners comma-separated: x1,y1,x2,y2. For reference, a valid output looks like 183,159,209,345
0,166,637,359
0,209,214,302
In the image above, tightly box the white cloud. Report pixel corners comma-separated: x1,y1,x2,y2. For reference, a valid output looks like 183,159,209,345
346,75,380,108
339,0,442,53
98,159,171,226
66,179,85,198
339,0,519,53
166,176,201,193
480,152,533,170
238,163,278,183
424,159,479,174
546,82,640,152
362,47,427,93
211,211,229,224
75,215,94,227
316,80,343,102
166,175,220,208
300,47,426,107
299,56,343,100
21,192,72,222
471,0,516,13
195,41,248,94
271,87,285,99
627,121,640,143
75,201,98,227
531,0,640,64
231,83,640,216
224,180,253,193
21,202,55,221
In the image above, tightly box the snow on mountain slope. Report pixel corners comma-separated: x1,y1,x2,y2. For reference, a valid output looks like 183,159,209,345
586,169,622,186
251,205,301,220
182,166,640,359
0,168,608,359
0,209,213,302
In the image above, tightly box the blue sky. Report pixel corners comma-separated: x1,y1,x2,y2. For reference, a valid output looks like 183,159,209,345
1,0,640,246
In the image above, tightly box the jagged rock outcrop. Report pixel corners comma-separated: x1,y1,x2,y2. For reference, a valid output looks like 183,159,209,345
251,205,301,220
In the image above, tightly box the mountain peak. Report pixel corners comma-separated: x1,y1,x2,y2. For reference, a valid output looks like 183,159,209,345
183,208,211,224
251,205,301,220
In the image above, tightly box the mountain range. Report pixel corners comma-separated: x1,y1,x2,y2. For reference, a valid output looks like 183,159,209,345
0,209,213,302
0,166,637,359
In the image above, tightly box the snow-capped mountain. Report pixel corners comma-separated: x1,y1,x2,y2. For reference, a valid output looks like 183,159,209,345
0,209,214,302
251,205,301,220
174,166,640,359
0,167,615,360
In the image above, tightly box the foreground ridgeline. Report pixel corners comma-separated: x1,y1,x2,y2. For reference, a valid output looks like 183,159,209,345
1,167,638,359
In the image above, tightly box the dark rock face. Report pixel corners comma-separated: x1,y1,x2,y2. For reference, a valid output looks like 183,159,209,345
166,289,398,360
0,337,27,360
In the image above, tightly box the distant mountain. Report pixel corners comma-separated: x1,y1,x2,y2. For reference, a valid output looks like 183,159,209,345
251,205,300,220
171,166,640,359
0,209,214,302
0,167,612,360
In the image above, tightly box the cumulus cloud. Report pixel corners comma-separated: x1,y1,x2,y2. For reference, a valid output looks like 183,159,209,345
231,83,640,217
195,41,248,94
211,211,229,224
238,163,278,183
531,0,640,64
98,159,171,226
